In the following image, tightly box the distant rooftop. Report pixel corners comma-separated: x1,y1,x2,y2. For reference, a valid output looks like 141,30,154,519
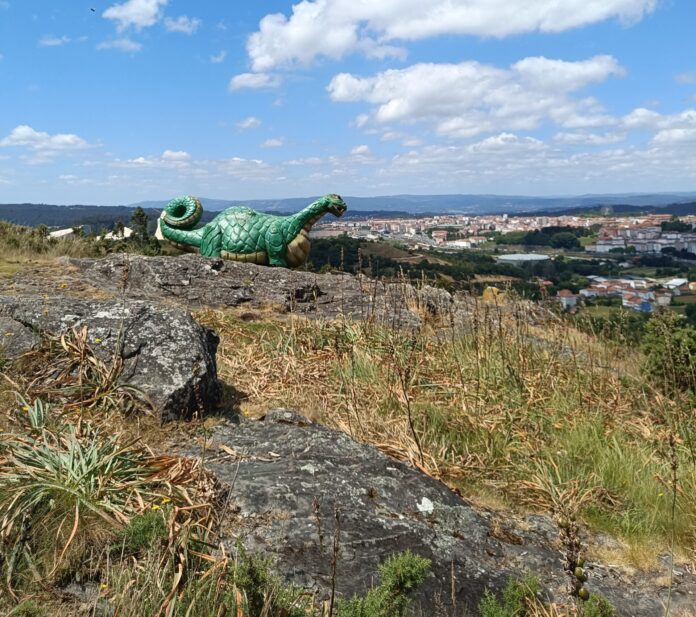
496,253,550,264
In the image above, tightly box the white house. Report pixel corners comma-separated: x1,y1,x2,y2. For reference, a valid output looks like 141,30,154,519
100,226,134,241
49,227,82,239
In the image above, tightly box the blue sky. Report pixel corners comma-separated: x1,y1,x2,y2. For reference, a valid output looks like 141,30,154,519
0,0,695,205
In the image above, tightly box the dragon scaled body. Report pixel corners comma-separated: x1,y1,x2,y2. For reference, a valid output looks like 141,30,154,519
159,193,347,268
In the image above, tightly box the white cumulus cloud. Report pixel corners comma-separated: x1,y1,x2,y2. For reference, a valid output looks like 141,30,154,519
97,38,143,52
328,55,624,138
620,107,696,144
237,116,262,130
114,150,192,169
261,138,284,148
653,128,696,144
0,125,90,153
229,73,281,91
161,150,191,161
210,51,227,64
554,131,627,145
351,144,370,155
103,0,168,31
675,72,696,85
246,0,657,72
621,107,662,128
39,35,71,47
164,15,201,35
651,110,696,145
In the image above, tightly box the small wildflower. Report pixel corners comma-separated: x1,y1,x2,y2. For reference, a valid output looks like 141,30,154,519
100,583,108,589
59,282,68,289
94,337,102,344
151,504,160,511
161,497,171,504
658,492,664,497
21,405,30,412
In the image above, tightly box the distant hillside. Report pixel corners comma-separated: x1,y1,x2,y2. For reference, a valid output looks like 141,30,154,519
0,201,403,230
131,192,696,215
0,204,161,230
2,192,696,229
516,201,696,217
0,203,218,231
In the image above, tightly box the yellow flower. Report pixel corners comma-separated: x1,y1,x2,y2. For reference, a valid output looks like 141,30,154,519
100,583,108,589
21,405,30,412
94,338,102,344
161,497,171,504
151,504,160,510
658,492,664,497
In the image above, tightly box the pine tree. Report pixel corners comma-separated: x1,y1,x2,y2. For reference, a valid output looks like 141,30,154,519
130,207,149,243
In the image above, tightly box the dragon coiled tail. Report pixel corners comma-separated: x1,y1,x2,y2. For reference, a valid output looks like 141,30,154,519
162,195,203,229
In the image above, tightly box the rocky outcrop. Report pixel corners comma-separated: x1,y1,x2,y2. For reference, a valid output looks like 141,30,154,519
0,296,220,420
40,254,453,328
1,254,688,614
0,315,41,359
184,410,695,617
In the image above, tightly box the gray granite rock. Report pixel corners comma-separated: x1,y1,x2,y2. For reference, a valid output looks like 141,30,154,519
0,296,220,420
0,315,41,358
62,254,441,328
183,410,693,616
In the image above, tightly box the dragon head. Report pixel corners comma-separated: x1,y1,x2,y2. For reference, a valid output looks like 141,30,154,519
323,193,347,217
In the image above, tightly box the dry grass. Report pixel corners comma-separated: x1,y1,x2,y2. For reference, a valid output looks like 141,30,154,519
196,300,696,566
1,244,694,611
0,326,153,438
0,326,228,613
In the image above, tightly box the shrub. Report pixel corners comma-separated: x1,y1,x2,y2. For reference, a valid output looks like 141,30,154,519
106,537,311,617
478,578,616,617
478,577,541,617
641,311,696,394
111,508,168,557
5,600,48,617
336,550,431,617
232,544,278,616
583,594,616,617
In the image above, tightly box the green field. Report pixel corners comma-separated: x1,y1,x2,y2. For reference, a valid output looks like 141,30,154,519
673,294,696,304
582,305,624,317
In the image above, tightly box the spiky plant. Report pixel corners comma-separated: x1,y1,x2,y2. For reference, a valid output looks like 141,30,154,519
0,421,158,588
12,396,49,432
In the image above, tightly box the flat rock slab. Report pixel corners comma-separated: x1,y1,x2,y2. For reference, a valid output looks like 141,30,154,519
55,254,454,328
185,410,694,616
0,315,41,359
0,296,220,421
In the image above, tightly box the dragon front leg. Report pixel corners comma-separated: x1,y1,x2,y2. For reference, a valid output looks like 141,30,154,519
268,254,288,267
265,223,289,268
200,225,224,258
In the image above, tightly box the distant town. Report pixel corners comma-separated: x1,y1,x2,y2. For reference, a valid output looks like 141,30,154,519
313,210,696,314
12,199,696,318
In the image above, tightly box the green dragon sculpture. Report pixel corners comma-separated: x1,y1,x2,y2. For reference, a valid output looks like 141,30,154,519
159,193,347,268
